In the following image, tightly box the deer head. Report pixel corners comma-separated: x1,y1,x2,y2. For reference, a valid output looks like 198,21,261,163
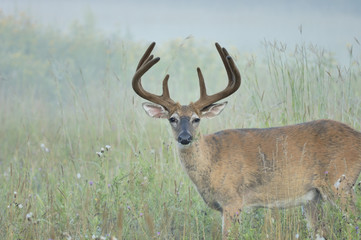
132,42,241,146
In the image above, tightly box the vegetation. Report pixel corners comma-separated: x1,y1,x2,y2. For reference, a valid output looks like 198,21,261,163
0,11,360,239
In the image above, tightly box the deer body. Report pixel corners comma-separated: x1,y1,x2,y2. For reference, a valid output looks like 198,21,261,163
132,42,361,239
183,120,359,215
176,116,361,236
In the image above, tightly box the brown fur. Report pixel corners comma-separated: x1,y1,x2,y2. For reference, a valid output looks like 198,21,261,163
170,106,361,239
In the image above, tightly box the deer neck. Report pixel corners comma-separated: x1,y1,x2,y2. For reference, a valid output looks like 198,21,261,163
176,134,211,183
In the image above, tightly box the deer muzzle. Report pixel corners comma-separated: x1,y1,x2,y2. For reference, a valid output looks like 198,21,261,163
177,117,193,145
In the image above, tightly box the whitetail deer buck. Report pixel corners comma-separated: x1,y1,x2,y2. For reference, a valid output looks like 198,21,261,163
132,42,361,239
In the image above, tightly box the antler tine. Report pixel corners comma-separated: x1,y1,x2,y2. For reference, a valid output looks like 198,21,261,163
215,43,234,87
196,67,207,98
162,74,171,98
132,42,176,111
193,43,241,110
136,42,156,70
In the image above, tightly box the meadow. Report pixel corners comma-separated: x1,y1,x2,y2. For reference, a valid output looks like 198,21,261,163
0,11,361,239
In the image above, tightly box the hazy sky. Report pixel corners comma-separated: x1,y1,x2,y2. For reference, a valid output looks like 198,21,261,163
2,0,361,64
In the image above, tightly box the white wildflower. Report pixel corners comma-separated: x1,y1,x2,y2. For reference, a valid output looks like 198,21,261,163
100,147,105,153
76,173,81,179
96,152,103,157
18,204,23,209
40,143,50,152
26,212,33,220
105,145,111,151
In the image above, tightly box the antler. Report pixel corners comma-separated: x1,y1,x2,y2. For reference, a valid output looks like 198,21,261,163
193,43,241,110
132,42,176,111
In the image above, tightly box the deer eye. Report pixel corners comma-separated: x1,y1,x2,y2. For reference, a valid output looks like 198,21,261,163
169,117,177,123
192,118,200,124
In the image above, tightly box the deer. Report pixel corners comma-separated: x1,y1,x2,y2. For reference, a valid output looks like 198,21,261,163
131,42,361,239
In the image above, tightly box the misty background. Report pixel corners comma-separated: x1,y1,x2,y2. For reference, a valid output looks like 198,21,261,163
2,0,361,64
1,0,361,110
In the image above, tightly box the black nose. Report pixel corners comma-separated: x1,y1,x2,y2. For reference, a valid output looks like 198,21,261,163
178,132,192,145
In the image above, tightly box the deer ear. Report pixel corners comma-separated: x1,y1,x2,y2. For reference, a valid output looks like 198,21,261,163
200,102,227,119
142,102,169,118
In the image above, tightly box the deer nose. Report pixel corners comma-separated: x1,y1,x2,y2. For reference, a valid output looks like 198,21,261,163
178,132,193,145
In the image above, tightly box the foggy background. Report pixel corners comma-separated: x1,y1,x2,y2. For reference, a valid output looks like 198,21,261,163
1,2,361,239
2,0,361,64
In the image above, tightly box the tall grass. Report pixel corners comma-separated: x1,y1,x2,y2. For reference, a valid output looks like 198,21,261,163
0,11,361,239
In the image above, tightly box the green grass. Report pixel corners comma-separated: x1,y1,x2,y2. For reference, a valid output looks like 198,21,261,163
0,11,361,239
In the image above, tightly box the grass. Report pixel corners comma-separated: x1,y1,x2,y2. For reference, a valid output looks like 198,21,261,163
0,11,361,239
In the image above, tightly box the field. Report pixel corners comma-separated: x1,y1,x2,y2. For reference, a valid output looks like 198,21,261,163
1,12,361,239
